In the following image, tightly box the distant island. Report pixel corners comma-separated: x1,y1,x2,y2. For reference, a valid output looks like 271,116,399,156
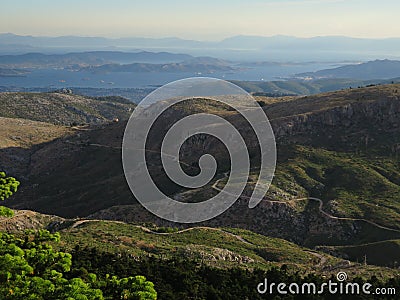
295,59,400,80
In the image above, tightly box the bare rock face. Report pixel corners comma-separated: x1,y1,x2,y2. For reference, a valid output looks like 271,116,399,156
272,97,400,142
183,244,255,263
0,210,64,232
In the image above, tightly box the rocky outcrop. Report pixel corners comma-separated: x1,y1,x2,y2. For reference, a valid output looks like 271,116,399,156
271,97,400,141
271,98,400,142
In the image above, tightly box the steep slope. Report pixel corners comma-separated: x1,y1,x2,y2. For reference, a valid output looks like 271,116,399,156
1,120,132,216
0,117,73,176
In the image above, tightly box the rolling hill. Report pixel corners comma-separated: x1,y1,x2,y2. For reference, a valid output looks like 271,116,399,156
2,208,398,299
1,84,400,276
1,209,398,281
0,91,135,125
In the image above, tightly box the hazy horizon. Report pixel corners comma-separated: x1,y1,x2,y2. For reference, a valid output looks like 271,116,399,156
2,32,400,41
2,0,399,40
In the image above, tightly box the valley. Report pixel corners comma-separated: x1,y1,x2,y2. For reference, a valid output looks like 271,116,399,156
0,83,400,298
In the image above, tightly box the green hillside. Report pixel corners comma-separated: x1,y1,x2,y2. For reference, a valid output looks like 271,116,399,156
1,211,397,281
1,84,400,280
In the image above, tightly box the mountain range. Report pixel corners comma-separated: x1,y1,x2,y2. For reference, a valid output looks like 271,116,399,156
2,33,400,61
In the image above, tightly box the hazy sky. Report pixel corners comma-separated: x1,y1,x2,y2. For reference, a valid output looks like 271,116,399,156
1,0,399,39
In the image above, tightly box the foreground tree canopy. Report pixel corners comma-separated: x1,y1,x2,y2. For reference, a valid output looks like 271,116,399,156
0,172,156,299
0,172,19,201
0,230,157,299
0,172,19,217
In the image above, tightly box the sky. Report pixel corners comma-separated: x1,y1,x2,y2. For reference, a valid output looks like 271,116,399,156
1,0,399,40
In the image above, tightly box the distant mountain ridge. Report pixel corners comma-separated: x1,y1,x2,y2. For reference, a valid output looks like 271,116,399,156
0,51,193,68
1,33,400,60
2,33,400,51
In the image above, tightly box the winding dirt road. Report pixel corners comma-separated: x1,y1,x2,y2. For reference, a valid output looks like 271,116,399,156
211,173,400,234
